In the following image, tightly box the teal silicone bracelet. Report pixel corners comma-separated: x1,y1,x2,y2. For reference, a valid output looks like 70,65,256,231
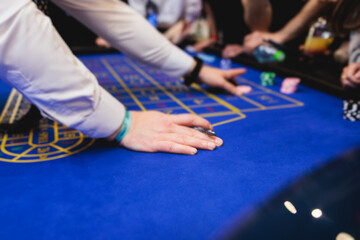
115,111,132,143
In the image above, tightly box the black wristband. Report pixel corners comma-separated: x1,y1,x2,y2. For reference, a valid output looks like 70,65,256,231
184,57,203,86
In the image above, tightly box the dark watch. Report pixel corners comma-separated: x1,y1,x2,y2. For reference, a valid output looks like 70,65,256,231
183,56,204,86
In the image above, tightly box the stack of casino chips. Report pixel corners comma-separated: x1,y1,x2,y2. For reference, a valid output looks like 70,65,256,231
343,99,360,121
280,77,301,94
261,72,276,86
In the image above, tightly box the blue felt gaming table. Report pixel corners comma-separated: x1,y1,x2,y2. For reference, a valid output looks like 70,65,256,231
0,53,359,240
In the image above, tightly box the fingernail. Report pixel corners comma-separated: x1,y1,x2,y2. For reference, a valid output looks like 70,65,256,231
215,138,223,146
191,148,197,155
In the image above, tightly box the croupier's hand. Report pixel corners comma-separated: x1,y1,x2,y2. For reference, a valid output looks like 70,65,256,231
113,111,223,155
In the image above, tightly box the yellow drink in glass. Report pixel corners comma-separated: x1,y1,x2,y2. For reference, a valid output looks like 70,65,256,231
304,37,334,54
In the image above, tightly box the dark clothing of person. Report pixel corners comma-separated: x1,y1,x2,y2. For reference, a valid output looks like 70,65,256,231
205,0,306,47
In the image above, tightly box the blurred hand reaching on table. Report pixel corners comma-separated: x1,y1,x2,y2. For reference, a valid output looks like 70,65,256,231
341,62,360,88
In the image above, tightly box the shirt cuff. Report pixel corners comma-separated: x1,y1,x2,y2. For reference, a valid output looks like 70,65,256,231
77,88,125,138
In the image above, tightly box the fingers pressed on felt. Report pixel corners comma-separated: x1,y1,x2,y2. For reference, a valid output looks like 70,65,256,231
211,136,223,147
156,141,198,155
160,133,216,150
175,125,223,147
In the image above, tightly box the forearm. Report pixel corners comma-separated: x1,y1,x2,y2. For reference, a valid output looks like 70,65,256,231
274,0,328,43
52,0,194,77
204,2,217,38
0,1,125,138
242,0,272,31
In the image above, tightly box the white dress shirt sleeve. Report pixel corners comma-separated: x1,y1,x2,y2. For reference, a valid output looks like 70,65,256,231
52,0,194,77
0,1,125,138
